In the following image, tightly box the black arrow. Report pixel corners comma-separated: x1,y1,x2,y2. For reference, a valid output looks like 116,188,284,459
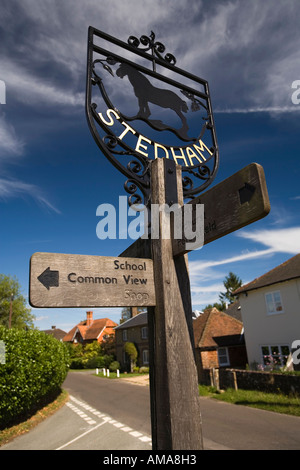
239,182,255,204
37,267,59,290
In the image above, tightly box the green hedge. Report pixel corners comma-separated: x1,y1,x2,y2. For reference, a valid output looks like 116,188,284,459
0,327,70,428
70,354,114,370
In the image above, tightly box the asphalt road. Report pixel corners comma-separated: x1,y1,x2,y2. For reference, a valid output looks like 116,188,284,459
2,371,300,451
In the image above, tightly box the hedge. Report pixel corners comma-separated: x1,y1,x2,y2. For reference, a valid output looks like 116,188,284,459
0,327,70,428
69,354,114,370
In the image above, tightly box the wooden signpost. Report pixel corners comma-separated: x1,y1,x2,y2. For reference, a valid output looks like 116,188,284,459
29,253,155,308
173,162,270,257
28,28,272,451
119,159,271,450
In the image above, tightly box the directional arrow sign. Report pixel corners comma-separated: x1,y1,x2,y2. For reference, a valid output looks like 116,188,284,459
29,252,155,308
37,267,59,290
173,162,270,257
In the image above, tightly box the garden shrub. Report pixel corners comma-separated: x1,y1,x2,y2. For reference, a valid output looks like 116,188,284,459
109,361,120,372
0,326,70,428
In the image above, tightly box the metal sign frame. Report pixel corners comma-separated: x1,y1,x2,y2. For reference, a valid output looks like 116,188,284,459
86,27,219,208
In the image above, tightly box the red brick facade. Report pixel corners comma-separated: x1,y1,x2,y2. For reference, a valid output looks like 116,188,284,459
193,307,248,380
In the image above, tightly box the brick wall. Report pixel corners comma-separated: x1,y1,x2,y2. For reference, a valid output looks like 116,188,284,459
201,368,300,395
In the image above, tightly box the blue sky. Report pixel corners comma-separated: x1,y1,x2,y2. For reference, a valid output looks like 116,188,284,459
1,0,300,332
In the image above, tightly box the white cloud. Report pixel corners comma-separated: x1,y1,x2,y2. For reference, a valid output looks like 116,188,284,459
0,114,25,157
188,226,300,308
237,227,300,254
0,178,61,213
2,60,84,108
214,106,300,114
189,248,274,275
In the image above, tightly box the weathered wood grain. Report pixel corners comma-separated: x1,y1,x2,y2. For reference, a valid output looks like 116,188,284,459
29,253,155,308
173,162,270,257
150,158,203,450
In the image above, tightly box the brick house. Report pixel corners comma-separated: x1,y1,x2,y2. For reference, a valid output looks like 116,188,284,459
114,311,149,371
63,311,117,346
193,306,248,381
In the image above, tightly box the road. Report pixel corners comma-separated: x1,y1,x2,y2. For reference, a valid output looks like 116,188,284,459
2,371,300,451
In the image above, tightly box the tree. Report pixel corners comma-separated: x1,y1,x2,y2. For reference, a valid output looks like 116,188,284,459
120,307,144,323
204,301,226,312
0,274,35,329
124,342,138,372
219,272,242,305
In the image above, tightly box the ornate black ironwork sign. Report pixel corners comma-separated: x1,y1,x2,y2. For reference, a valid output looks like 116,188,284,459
86,27,219,207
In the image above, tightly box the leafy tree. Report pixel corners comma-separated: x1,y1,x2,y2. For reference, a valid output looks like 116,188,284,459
204,301,226,312
219,272,242,305
0,274,34,329
120,307,144,323
124,342,138,372
101,334,116,356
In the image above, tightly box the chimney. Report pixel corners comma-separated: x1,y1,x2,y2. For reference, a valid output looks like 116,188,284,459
51,326,56,329
86,311,93,326
131,307,138,317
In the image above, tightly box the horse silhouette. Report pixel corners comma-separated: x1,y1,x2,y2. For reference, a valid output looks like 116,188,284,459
116,63,189,133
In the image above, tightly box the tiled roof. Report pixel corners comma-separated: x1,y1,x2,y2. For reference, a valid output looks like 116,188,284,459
115,311,147,329
224,301,242,321
234,254,300,295
63,317,117,342
193,307,243,348
42,328,66,340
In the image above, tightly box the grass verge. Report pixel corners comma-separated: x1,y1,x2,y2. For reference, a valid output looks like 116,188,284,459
94,371,147,379
198,385,300,417
0,389,69,447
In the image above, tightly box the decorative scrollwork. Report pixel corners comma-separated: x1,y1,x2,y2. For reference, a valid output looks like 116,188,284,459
102,134,132,156
124,179,144,207
127,159,150,179
185,164,211,182
182,176,194,191
128,31,176,66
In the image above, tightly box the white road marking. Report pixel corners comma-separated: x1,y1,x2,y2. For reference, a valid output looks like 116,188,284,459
59,395,152,449
56,420,108,450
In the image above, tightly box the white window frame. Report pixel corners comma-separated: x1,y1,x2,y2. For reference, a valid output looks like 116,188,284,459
265,290,284,315
261,344,290,367
217,347,230,366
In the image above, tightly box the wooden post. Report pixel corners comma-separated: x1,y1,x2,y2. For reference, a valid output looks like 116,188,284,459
149,158,203,450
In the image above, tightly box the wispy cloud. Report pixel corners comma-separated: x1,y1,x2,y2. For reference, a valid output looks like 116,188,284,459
189,248,274,276
189,226,300,308
0,114,25,157
215,107,300,114
237,227,300,254
0,178,61,213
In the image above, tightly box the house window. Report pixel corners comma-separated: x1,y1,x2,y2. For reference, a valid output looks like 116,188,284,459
122,330,127,341
143,349,149,365
141,326,148,339
265,291,284,315
261,345,290,367
217,347,230,366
